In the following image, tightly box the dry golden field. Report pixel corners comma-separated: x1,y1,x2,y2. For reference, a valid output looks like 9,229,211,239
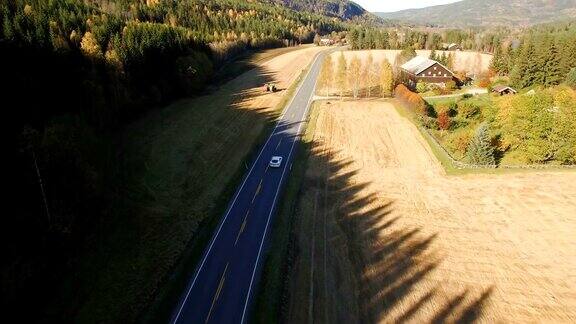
332,49,493,74
286,100,576,323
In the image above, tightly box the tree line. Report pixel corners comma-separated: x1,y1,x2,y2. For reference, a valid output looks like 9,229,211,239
317,52,394,98
347,27,508,52
491,21,576,89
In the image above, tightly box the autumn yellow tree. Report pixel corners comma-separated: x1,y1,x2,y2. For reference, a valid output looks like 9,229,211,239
365,53,381,97
336,52,347,97
360,54,371,98
80,31,103,60
349,55,362,98
380,59,394,97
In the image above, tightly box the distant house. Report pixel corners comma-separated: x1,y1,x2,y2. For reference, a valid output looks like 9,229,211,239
442,43,462,51
319,38,334,46
400,56,455,89
492,85,517,95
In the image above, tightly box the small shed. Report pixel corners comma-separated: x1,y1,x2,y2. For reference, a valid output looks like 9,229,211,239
492,85,517,96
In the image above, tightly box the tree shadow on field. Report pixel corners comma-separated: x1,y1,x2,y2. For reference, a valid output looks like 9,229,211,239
284,134,494,324
32,57,293,323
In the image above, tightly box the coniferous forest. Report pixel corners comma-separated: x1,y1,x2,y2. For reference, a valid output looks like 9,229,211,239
491,22,576,89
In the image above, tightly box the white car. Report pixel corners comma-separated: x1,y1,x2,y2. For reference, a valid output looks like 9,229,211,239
269,156,283,168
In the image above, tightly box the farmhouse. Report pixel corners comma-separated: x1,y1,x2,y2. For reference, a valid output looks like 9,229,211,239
400,56,455,88
492,85,517,95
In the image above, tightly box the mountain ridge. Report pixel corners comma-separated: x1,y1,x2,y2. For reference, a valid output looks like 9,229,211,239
266,0,392,25
375,0,576,27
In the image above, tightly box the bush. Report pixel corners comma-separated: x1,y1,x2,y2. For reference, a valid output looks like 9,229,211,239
449,117,470,129
457,101,480,119
434,102,456,117
395,84,428,116
445,129,473,157
427,83,441,95
437,111,451,130
477,72,491,88
416,81,428,93
448,102,458,116
445,80,457,91
420,115,439,129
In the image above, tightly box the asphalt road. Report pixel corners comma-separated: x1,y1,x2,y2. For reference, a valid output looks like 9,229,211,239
171,49,328,324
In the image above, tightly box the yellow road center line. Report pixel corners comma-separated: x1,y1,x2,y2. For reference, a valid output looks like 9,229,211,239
252,180,263,203
205,262,229,324
235,210,250,246
235,220,247,245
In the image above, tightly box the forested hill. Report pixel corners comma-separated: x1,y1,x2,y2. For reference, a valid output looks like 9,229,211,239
269,0,365,20
376,0,576,27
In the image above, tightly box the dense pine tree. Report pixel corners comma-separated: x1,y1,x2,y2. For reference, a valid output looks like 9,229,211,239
466,122,495,166
494,21,576,89
545,41,563,87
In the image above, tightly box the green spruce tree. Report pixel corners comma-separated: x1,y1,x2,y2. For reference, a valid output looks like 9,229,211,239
429,48,437,61
511,38,536,88
544,41,562,86
466,122,496,166
490,44,506,74
533,34,552,85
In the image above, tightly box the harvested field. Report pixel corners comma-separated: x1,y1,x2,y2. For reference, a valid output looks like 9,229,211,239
286,100,576,323
333,49,492,74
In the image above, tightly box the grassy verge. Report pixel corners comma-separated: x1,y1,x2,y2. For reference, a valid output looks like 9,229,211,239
252,102,321,323
393,98,575,175
141,59,313,324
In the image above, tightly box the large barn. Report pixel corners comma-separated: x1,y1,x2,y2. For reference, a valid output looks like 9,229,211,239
400,56,455,89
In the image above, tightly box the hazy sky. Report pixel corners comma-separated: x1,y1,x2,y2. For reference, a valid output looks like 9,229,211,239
353,0,462,13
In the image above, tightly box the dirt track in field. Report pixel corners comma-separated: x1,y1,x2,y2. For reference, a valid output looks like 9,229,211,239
286,100,576,323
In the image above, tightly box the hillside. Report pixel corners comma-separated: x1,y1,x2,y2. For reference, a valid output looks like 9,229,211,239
270,0,365,19
269,0,392,25
376,0,576,27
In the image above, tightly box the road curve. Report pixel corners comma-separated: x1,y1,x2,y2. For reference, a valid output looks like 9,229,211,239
170,49,328,324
